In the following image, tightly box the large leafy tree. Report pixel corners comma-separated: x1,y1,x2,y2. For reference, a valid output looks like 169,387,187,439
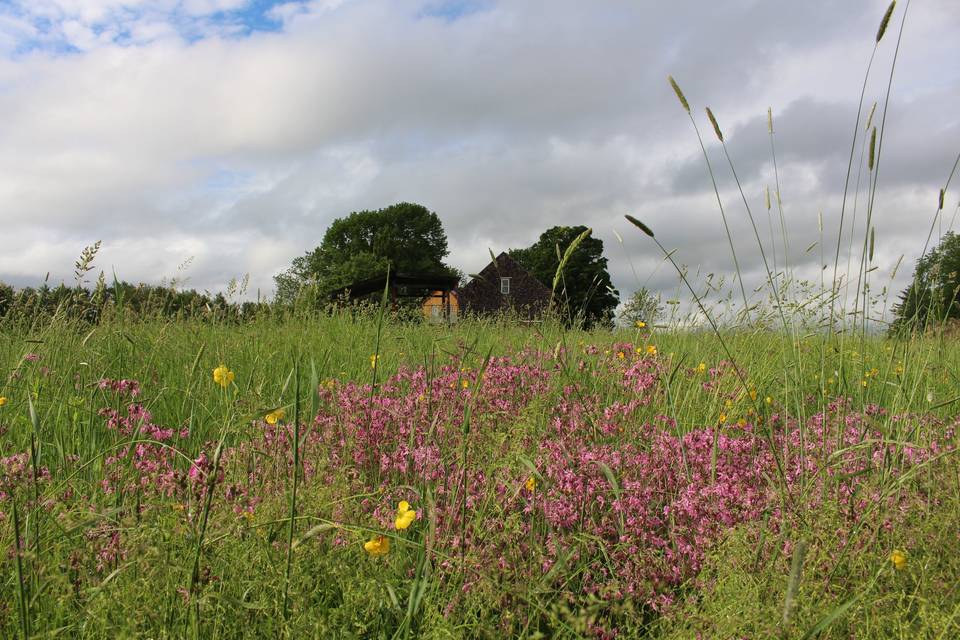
893,231,960,333
509,225,619,327
274,202,456,301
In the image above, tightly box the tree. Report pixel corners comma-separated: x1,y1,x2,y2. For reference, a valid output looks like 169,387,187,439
274,203,456,301
509,225,619,327
619,287,663,327
893,231,960,333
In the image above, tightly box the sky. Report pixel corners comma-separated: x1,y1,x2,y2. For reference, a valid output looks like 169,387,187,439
0,0,957,317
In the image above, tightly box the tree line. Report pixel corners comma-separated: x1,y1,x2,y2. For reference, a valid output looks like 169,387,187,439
273,202,621,327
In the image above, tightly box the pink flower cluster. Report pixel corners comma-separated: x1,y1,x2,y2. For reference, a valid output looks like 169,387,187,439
5,344,953,629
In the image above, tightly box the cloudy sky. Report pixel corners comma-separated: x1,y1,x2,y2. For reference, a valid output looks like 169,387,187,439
0,0,957,316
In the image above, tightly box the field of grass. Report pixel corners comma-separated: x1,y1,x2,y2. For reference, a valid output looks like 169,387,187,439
3,4,959,637
1,310,958,638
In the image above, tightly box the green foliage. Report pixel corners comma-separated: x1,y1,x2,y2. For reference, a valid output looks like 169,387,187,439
509,225,619,328
1,313,959,638
893,231,960,333
619,287,663,327
0,277,269,326
274,203,457,302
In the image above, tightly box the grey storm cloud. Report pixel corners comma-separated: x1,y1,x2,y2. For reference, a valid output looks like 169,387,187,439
0,0,957,318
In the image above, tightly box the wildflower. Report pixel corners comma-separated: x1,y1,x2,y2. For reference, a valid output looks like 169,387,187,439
212,364,234,388
395,501,417,530
0,396,6,407
369,354,380,369
461,379,469,389
364,535,390,556
696,362,706,373
617,351,626,360
895,363,904,376
765,396,772,405
718,412,727,425
636,321,646,329
646,345,657,356
265,408,285,425
748,388,757,401
890,549,907,571
525,476,536,492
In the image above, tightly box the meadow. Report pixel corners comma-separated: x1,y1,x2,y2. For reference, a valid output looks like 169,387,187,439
1,308,959,638
4,3,960,637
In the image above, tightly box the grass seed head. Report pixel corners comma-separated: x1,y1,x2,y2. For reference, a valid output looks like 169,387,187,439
625,215,655,238
668,75,690,113
705,107,723,142
877,1,896,43
865,101,877,132
868,127,877,171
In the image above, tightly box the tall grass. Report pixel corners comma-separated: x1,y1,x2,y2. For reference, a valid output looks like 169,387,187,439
1,1,959,637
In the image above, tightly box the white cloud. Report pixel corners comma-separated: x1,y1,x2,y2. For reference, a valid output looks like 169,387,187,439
0,0,956,321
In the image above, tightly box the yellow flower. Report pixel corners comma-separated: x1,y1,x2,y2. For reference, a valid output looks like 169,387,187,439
525,476,536,492
265,408,285,425
646,345,657,356
395,501,417,530
748,389,757,401
890,549,907,571
364,535,390,556
696,362,706,373
617,351,625,360
461,379,469,389
895,363,904,376
369,354,380,369
765,396,772,405
718,412,727,425
0,396,6,407
635,321,646,329
212,364,235,388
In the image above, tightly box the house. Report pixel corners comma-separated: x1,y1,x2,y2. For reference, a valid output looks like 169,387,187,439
457,252,551,319
422,289,459,322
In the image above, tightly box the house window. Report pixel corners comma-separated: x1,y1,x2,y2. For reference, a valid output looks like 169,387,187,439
500,277,511,295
